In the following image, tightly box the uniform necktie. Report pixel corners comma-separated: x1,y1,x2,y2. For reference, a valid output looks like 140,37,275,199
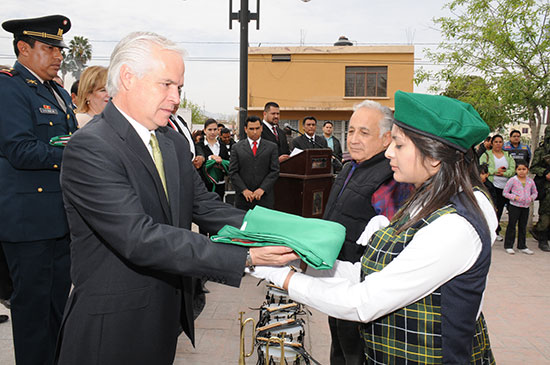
149,133,168,200
44,81,67,113
272,125,279,141
252,141,258,156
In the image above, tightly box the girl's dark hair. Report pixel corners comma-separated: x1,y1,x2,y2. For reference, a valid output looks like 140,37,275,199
491,134,503,143
515,160,529,169
392,125,488,234
479,163,489,174
204,118,217,129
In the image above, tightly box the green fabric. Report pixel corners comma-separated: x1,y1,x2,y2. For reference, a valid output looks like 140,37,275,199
393,90,490,152
211,206,346,270
203,159,230,191
49,134,71,147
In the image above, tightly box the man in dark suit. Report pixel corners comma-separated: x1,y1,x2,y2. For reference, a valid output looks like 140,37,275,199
291,116,328,151
219,127,235,158
323,121,343,173
261,101,290,163
229,116,279,211
56,32,297,364
0,15,76,365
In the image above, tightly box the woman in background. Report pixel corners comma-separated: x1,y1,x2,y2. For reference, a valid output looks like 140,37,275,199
75,66,109,128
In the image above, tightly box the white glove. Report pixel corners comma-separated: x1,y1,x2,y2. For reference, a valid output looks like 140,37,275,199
356,215,390,246
246,265,291,288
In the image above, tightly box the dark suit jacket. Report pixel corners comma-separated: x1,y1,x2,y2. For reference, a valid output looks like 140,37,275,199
229,139,279,210
261,122,290,156
291,134,328,151
57,102,247,364
0,61,77,242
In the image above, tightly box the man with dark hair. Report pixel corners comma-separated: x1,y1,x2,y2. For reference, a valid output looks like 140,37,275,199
291,116,328,150
70,79,79,106
229,116,279,210
0,14,77,364
261,101,290,162
219,127,235,157
503,129,531,164
323,120,343,173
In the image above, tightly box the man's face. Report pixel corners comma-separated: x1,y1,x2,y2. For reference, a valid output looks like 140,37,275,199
220,132,232,145
510,132,521,146
18,40,63,81
347,107,391,163
323,123,333,137
263,107,280,125
303,119,317,137
123,47,184,130
245,121,263,141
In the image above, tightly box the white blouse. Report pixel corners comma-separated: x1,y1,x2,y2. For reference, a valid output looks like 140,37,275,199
288,191,497,323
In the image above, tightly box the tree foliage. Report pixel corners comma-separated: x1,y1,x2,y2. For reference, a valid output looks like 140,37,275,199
180,98,206,125
416,0,550,150
60,36,92,81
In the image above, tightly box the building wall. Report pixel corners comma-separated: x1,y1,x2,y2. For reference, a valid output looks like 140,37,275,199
247,46,414,151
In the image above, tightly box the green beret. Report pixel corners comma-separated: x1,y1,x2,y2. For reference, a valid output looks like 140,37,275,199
393,90,490,152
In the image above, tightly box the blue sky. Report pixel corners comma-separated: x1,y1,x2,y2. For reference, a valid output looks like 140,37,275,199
0,0,450,116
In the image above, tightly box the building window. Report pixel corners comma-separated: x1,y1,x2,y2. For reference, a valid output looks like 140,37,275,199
345,66,387,97
522,127,529,134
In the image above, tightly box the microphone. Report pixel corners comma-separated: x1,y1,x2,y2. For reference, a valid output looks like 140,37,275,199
283,123,302,135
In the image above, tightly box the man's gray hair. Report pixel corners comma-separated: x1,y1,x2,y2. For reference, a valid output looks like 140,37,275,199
107,31,186,96
353,99,394,137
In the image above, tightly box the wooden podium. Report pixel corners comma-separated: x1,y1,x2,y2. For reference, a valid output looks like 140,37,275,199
274,149,334,218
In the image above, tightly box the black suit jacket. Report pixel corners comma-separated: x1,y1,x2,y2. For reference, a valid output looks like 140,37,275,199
229,139,279,210
261,122,290,156
57,102,247,364
291,134,328,150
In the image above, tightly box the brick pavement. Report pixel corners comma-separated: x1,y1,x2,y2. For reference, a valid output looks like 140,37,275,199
1,238,549,364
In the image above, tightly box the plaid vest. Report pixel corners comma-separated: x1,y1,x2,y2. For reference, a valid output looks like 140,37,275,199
360,193,495,364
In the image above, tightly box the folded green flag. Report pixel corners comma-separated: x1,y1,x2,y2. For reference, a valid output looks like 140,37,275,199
203,159,230,191
211,206,346,269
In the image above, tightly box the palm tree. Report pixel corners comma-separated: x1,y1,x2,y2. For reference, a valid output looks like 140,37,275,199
65,36,92,80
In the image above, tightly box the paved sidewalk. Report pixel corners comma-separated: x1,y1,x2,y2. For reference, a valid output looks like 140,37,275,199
1,238,549,364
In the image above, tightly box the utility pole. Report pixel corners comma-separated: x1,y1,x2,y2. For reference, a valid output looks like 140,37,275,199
229,0,259,139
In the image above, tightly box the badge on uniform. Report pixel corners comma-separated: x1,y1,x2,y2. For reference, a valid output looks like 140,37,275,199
39,105,58,114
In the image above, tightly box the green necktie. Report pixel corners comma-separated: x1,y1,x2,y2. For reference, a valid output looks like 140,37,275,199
149,133,168,200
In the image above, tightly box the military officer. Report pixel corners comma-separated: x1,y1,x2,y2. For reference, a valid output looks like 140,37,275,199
0,15,77,365
530,126,550,252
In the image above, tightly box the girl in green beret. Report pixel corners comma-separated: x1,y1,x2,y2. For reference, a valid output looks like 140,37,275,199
250,91,497,364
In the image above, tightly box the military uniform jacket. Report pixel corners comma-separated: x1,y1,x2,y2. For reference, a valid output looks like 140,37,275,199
0,61,77,242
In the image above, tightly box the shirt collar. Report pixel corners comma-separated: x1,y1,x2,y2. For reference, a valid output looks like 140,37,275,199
113,102,153,150
20,63,44,84
248,137,261,147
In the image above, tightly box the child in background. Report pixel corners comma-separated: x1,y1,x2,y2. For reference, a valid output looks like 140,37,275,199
502,160,538,254
480,163,497,205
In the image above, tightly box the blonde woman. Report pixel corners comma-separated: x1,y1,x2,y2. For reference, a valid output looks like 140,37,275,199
75,66,109,127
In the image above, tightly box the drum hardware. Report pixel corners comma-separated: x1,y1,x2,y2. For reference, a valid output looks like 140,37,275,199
239,311,256,365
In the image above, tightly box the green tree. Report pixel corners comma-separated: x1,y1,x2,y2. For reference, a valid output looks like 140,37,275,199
416,0,550,151
180,98,206,125
62,36,92,80
442,75,512,130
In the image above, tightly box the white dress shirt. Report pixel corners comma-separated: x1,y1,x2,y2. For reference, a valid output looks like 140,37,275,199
248,137,261,149
288,190,497,323
113,103,155,159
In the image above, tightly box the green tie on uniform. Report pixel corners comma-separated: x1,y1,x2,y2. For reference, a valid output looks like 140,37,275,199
211,206,346,270
149,133,168,200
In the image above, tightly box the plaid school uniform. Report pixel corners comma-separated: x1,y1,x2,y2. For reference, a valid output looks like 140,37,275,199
360,193,495,364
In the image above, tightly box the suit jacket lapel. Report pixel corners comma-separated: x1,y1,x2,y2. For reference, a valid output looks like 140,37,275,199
255,140,266,158
157,130,180,225
104,102,172,222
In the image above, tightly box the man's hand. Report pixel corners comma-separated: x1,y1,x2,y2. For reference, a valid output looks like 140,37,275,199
279,154,290,163
242,189,255,202
253,188,265,200
250,246,299,266
192,155,205,169
546,172,550,181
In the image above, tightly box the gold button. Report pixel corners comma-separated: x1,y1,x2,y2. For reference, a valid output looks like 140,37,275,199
67,114,70,119
53,164,58,169
69,132,72,135
49,121,53,126
37,187,43,193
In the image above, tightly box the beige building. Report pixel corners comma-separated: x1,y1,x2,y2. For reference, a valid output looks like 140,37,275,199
247,44,415,149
